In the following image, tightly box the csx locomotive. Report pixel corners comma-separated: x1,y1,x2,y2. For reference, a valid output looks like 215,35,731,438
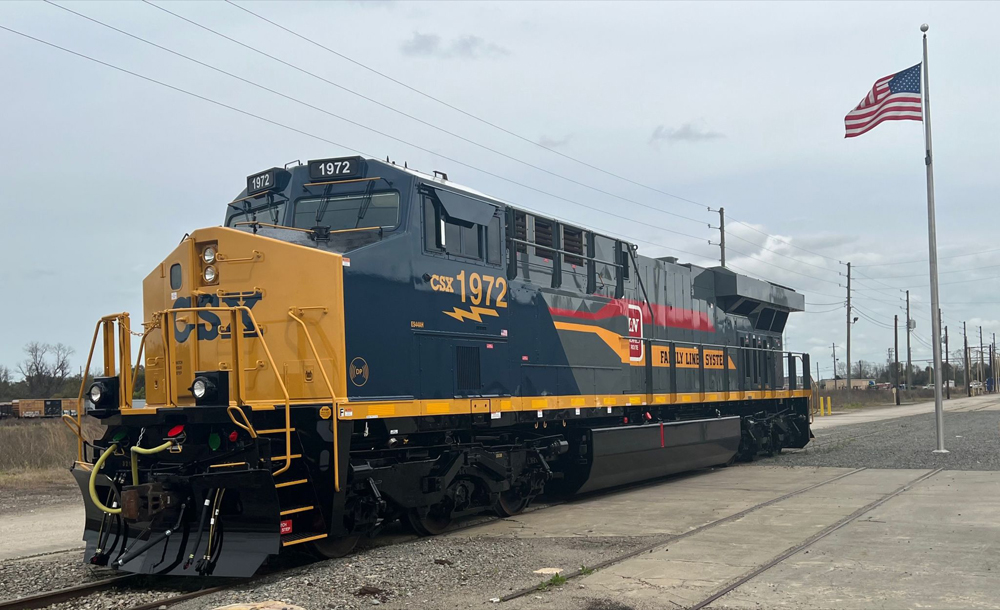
69,156,812,577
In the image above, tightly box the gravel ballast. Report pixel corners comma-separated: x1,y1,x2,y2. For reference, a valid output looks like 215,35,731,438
760,410,1000,471
171,534,666,610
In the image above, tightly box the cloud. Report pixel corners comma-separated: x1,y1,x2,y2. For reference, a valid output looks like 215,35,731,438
538,134,572,148
400,32,509,59
649,122,725,144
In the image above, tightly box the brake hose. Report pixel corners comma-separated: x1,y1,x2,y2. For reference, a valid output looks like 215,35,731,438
130,441,175,486
89,444,122,514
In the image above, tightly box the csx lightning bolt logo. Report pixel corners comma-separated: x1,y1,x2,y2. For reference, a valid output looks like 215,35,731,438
443,306,499,323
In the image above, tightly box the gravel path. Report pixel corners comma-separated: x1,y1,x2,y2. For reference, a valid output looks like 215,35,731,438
0,550,113,601
759,410,1000,471
170,534,666,610
0,483,78,516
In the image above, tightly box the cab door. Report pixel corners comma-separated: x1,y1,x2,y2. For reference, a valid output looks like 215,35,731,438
416,186,512,402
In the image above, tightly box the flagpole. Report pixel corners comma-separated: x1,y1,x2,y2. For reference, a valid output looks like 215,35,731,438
922,23,947,454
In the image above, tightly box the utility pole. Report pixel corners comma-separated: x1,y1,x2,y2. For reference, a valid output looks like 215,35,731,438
832,343,838,388
710,207,726,267
980,326,985,390
964,321,971,397
846,262,852,392
906,290,912,389
718,207,725,268
944,325,950,399
894,314,901,405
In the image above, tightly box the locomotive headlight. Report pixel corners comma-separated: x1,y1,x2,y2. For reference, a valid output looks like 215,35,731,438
202,246,217,264
190,372,227,406
203,265,218,283
89,382,104,404
191,378,209,399
86,376,120,411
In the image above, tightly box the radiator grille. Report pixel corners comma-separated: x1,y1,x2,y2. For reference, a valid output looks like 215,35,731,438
456,346,482,392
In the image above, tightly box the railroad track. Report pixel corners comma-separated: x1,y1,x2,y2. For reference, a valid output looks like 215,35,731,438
0,575,136,610
0,465,724,610
498,467,943,607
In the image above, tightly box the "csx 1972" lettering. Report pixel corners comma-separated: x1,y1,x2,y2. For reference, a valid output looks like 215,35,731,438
429,274,455,293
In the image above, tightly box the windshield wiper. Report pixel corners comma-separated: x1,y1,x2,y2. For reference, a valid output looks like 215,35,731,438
354,182,376,228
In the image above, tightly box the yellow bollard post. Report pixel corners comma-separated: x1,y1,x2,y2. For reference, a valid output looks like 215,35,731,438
826,396,833,416
817,397,823,416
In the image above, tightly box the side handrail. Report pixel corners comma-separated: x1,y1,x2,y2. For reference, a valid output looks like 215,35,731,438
61,414,83,454
158,305,293,476
288,307,340,492
227,405,258,439
75,313,129,462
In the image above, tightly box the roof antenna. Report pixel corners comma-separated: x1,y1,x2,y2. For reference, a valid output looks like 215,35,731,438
404,161,408,169
386,155,390,163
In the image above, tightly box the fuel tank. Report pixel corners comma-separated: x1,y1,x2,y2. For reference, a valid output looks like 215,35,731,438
568,416,742,494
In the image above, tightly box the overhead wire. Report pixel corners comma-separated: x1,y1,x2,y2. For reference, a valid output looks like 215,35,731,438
225,0,889,278
222,0,715,213
35,5,718,256
132,1,714,230
0,21,719,266
853,246,1000,268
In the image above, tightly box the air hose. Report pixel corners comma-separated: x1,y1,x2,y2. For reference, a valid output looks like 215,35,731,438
89,444,122,514
130,441,174,486
90,440,176,514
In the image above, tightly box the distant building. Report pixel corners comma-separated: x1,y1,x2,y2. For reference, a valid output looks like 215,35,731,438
819,378,874,390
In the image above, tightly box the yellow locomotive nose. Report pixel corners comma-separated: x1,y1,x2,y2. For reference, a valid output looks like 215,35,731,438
139,226,348,409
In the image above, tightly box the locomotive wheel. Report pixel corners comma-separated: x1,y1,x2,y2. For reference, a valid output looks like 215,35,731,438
494,488,530,517
407,508,452,536
311,534,360,559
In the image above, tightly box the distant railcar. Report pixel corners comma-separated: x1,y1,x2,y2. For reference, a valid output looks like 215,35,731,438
69,157,812,577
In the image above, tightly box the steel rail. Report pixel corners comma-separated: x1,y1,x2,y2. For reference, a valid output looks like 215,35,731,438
499,466,870,603
0,575,136,610
687,467,943,610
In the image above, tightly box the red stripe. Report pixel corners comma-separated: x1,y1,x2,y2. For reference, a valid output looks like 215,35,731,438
846,106,923,133
845,114,923,138
548,298,715,332
846,96,922,121
660,422,665,448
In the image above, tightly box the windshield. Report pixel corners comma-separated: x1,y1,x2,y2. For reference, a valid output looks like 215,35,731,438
293,192,399,231
226,202,286,227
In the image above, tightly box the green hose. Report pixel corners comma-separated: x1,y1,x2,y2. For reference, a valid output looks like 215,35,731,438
89,443,121,515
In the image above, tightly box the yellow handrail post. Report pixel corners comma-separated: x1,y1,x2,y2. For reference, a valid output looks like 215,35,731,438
288,308,340,492
75,320,104,461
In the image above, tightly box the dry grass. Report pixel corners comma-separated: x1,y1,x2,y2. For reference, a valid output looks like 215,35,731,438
0,417,104,489
818,387,938,410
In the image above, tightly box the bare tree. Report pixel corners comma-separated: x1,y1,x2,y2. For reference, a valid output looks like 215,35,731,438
17,342,75,398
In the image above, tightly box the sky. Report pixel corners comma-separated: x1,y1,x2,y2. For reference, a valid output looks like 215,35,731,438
1,0,999,381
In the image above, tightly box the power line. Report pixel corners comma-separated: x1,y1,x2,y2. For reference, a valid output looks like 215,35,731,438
725,232,843,273
0,22,718,266
52,0,708,246
35,7,715,251
727,218,844,264
131,1,713,231
225,0,869,277
853,246,1000,268
726,246,843,285
223,0,716,213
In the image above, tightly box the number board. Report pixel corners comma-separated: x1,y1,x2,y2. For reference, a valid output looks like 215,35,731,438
246,168,281,196
308,156,364,181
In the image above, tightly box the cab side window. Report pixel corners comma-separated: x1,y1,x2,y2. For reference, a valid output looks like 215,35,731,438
423,189,501,265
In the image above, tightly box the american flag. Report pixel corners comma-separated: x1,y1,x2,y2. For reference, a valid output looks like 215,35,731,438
845,64,923,138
